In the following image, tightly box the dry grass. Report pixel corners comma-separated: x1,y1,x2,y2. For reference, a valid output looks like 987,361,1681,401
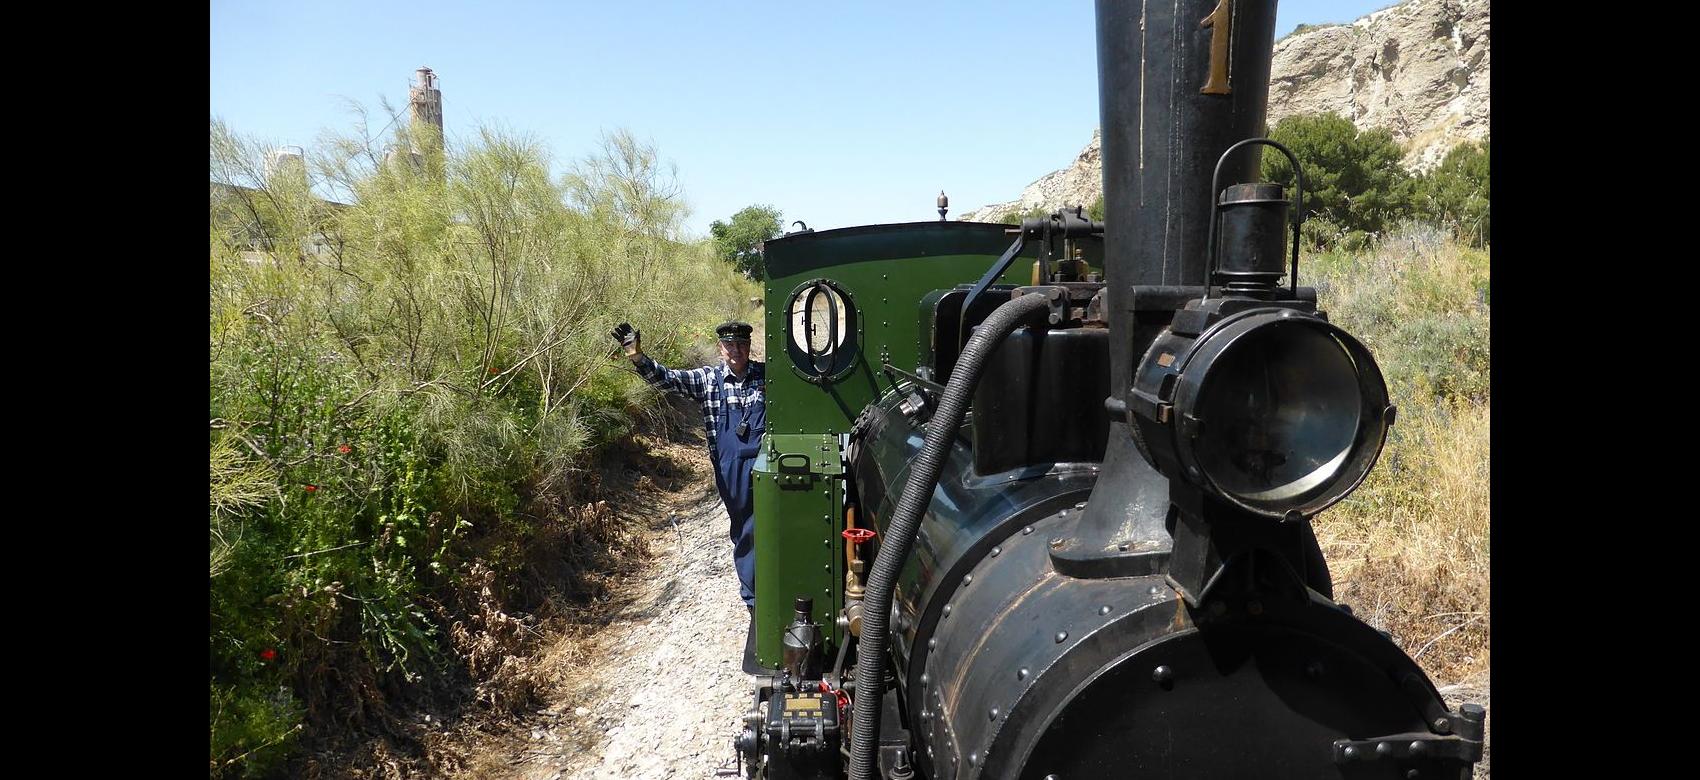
1314,399,1489,680
1308,225,1490,682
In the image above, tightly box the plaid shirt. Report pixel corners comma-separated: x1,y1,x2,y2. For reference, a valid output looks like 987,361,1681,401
634,355,766,439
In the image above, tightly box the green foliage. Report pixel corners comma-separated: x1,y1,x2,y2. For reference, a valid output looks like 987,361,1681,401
209,116,756,776
710,204,783,280
988,203,1052,225
1414,141,1489,246
1305,224,1490,405
1087,195,1105,222
1262,113,1415,245
210,683,304,778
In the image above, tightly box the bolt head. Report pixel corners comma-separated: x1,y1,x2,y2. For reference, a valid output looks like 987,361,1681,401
1151,665,1174,686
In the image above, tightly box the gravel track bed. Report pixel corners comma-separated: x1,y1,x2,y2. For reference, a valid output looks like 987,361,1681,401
515,480,751,780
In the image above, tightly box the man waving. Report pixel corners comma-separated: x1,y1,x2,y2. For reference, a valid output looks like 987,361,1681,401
612,321,765,613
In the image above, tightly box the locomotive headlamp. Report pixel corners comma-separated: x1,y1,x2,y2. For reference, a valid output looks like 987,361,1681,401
1130,311,1391,518
1125,138,1393,519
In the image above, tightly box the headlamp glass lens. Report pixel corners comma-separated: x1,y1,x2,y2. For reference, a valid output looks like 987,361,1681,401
1193,322,1363,509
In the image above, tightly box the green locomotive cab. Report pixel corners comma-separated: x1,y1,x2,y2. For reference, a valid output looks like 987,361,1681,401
751,221,1100,670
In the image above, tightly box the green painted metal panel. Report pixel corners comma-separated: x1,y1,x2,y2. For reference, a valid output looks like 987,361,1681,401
751,434,845,668
760,222,1042,436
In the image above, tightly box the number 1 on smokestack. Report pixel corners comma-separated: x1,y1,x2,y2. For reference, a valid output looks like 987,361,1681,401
1200,0,1233,94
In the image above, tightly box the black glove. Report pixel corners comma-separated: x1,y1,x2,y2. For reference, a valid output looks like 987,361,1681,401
611,323,641,355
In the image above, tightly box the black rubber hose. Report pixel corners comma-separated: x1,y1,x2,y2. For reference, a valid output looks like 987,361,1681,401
848,292,1050,780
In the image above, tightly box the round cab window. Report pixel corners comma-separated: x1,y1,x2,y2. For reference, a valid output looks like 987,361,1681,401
785,280,858,383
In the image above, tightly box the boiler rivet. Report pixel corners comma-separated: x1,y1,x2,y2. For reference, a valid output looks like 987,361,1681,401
988,707,999,720
1098,605,1111,615
928,638,937,649
1343,746,1359,759
1376,742,1393,757
1408,741,1426,756
1017,667,1029,680
942,604,952,617
921,673,930,685
964,574,973,584
1023,526,1034,534
1054,631,1068,643
991,546,1002,556
1152,665,1174,686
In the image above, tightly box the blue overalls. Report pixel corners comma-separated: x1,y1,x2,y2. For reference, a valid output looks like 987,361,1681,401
711,365,764,607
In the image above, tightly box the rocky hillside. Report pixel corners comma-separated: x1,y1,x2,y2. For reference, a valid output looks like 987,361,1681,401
964,0,1488,221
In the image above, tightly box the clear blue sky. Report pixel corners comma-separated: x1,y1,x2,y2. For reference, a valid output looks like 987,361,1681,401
211,1,1396,238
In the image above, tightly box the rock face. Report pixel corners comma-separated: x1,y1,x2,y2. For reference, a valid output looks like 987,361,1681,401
1269,0,1489,171
964,129,1104,224
963,0,1489,222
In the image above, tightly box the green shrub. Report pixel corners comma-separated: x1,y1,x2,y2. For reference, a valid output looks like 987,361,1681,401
1262,113,1415,241
1415,141,1490,246
210,117,756,775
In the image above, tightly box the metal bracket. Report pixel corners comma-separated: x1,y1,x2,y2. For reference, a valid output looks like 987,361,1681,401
1011,285,1070,325
1333,730,1483,765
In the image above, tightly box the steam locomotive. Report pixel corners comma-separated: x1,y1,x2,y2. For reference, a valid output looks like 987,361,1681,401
732,1,1486,778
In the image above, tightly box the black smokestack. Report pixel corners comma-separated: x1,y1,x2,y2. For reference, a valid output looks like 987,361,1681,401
1096,0,1277,287
1079,0,1281,545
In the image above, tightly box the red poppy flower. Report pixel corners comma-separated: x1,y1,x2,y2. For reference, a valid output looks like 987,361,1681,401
259,648,277,662
304,484,318,493
337,444,352,454
489,366,500,374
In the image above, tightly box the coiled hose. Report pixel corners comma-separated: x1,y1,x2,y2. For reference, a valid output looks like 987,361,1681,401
849,292,1050,780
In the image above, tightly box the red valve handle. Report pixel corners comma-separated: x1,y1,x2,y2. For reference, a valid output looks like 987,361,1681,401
842,528,876,544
